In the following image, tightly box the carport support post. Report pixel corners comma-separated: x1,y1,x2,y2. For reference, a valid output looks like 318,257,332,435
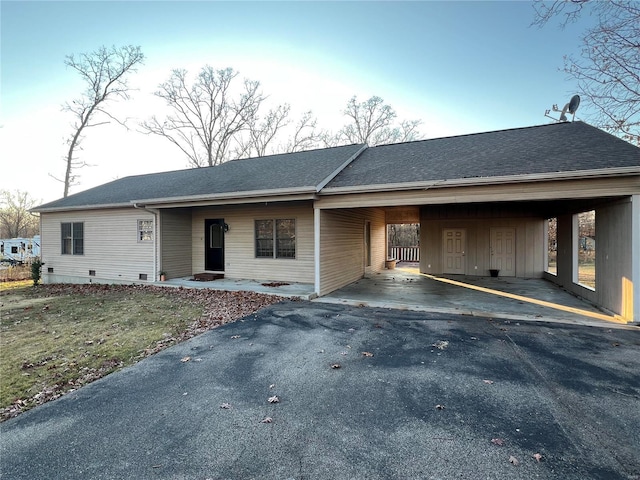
314,207,321,297
633,195,640,322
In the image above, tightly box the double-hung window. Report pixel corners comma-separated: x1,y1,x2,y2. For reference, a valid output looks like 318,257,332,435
61,222,84,255
138,219,154,242
255,219,296,259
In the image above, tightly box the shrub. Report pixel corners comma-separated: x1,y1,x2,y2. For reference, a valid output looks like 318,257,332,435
31,259,42,286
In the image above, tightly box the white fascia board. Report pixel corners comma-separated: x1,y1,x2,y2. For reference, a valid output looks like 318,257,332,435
33,187,318,213
32,202,134,213
319,167,640,195
134,193,317,209
131,186,317,207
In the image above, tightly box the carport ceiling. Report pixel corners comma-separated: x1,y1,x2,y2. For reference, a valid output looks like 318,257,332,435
384,197,625,222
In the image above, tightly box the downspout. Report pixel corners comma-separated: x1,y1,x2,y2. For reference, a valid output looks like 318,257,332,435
134,204,161,281
39,214,44,283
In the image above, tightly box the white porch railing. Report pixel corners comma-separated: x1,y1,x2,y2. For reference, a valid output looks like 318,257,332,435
389,246,420,262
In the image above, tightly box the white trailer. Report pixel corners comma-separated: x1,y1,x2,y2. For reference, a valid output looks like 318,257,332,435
0,235,41,264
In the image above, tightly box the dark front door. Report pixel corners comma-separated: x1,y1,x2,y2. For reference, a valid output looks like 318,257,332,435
205,219,225,271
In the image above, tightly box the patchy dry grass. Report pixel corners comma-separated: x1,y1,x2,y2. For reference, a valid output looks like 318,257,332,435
0,280,32,291
0,265,32,283
0,283,280,421
578,263,595,288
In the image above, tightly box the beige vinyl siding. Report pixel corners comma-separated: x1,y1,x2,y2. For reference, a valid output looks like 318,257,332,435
192,201,314,283
160,208,192,279
368,208,386,273
319,208,386,296
593,201,630,317
40,208,155,284
547,197,634,320
420,205,544,277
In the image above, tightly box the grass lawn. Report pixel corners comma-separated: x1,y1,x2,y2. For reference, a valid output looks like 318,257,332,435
546,260,595,289
578,263,595,288
0,283,280,421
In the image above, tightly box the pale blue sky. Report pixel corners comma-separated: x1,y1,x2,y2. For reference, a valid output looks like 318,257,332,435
1,1,594,202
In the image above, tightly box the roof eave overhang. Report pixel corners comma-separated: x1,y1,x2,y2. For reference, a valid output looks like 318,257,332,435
32,202,134,213
132,187,318,208
33,187,319,213
320,166,640,195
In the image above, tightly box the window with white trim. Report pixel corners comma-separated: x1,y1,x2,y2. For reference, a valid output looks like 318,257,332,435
138,219,154,242
61,222,84,255
255,219,296,259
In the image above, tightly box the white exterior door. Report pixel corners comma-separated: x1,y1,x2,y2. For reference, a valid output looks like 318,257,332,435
443,229,466,274
491,227,516,276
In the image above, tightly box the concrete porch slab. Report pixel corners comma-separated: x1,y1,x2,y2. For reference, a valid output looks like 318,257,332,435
157,276,316,300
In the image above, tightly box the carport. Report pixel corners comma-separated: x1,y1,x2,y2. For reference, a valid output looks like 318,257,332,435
314,123,639,323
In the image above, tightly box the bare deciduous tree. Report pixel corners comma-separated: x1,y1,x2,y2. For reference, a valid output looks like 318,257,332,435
387,224,420,247
142,66,322,165
337,96,423,146
285,111,321,153
236,104,292,158
142,67,272,167
533,0,639,145
0,190,40,238
56,45,144,197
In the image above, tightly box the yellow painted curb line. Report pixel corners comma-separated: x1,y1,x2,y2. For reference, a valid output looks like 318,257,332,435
417,272,628,325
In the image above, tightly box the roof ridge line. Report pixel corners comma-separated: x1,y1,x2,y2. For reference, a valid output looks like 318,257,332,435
372,122,582,148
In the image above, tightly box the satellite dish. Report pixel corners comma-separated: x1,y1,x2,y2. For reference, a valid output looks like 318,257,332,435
544,94,581,122
568,95,580,114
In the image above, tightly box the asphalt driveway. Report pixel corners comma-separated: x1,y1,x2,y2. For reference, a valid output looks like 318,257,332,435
1,301,639,480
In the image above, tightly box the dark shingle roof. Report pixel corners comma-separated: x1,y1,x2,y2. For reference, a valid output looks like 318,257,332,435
35,122,639,212
326,122,640,189
35,143,365,210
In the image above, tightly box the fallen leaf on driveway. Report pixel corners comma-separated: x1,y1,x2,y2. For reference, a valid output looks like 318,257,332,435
483,379,494,384
268,395,280,403
331,363,341,369
362,351,374,357
219,403,232,409
491,438,504,446
432,340,449,350
260,417,273,423
180,356,191,362
435,404,445,410
533,453,543,462
509,456,519,466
